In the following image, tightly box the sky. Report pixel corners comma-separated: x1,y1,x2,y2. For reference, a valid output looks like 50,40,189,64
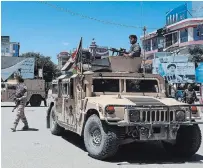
2,1,193,64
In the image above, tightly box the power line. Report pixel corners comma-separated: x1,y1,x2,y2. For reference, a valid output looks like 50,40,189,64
39,1,158,30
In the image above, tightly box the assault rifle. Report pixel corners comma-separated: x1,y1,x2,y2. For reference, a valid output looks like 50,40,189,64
108,48,128,56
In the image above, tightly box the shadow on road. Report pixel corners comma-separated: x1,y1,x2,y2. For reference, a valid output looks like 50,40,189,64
17,128,39,131
61,130,203,164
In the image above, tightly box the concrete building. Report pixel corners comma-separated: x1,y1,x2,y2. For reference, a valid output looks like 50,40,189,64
57,51,71,70
140,18,203,60
1,36,20,57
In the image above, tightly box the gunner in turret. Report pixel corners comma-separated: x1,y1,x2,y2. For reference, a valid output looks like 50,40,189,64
123,35,141,57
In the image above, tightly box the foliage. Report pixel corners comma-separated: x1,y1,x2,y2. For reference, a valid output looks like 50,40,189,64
189,46,203,63
20,52,61,82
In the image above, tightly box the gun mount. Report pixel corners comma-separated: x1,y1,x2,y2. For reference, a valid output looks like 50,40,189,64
109,47,127,56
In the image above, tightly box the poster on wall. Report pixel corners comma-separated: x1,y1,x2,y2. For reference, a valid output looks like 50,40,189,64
154,62,195,83
195,62,203,83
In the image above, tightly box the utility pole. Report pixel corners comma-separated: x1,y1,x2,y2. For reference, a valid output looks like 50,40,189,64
143,26,147,74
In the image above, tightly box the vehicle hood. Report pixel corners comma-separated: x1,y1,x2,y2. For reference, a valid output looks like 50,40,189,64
87,95,186,107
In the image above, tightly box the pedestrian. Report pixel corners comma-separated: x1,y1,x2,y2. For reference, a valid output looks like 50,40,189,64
11,75,29,132
183,84,198,104
123,35,141,57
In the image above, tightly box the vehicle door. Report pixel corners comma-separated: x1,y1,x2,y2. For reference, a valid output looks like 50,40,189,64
55,80,63,121
7,84,17,102
1,83,7,102
64,78,76,130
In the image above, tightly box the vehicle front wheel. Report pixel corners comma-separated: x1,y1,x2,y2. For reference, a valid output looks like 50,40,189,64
30,95,42,107
50,108,64,136
83,114,119,160
162,125,202,158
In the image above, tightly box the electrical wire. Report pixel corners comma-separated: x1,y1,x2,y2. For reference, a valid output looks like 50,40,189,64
39,1,158,30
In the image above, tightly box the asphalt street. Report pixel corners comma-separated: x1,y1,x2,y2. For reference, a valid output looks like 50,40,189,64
2,102,203,168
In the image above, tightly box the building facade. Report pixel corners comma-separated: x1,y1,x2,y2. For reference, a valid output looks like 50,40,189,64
140,18,203,60
1,36,20,57
57,51,71,70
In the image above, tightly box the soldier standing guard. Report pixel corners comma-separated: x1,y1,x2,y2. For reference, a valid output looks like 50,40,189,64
11,76,29,132
123,35,141,57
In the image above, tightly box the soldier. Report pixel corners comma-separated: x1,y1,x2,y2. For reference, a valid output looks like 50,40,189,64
183,84,198,104
123,35,141,57
11,76,29,132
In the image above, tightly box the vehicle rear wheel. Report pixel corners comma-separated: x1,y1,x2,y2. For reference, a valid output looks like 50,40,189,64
50,108,64,136
83,114,119,160
30,95,42,107
162,125,202,158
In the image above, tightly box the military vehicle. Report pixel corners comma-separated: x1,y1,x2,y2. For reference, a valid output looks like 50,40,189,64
46,56,203,160
1,79,46,107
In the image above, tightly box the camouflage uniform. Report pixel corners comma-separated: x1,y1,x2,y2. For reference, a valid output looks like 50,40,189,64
183,86,197,104
129,43,141,57
11,83,29,132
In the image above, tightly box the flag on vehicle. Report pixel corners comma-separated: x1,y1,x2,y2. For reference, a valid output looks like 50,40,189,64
73,37,83,74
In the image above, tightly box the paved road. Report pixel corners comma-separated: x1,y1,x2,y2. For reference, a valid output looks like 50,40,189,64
2,104,203,168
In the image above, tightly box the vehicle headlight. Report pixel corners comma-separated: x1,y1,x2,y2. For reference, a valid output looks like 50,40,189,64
175,110,185,121
129,110,140,122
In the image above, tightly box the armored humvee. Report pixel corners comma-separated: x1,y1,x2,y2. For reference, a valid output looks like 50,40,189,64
46,56,203,160
1,79,46,107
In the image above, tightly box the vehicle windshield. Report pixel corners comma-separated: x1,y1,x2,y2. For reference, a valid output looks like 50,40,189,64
7,84,16,90
93,79,119,92
126,79,158,93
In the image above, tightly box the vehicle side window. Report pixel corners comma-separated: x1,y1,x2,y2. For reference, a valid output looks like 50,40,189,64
62,83,68,95
58,82,62,98
69,79,74,99
126,79,159,93
7,85,16,90
52,84,58,94
1,83,5,88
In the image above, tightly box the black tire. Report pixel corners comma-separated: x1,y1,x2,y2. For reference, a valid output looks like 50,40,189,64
50,108,64,136
162,125,202,158
30,95,42,107
83,114,119,160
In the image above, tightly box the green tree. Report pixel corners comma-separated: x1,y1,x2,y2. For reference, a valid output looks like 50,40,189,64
189,46,203,67
20,52,61,82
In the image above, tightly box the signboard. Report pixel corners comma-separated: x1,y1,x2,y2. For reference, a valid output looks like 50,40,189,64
195,62,203,83
156,62,195,83
166,4,187,26
153,53,189,74
1,36,10,44
1,58,35,81
153,53,195,83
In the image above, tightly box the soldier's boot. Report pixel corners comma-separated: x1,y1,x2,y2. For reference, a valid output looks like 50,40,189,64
11,123,18,132
22,118,29,130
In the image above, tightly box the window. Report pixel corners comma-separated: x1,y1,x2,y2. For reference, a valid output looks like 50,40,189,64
180,29,188,43
152,38,157,50
7,85,16,90
69,79,74,98
143,39,151,52
165,34,172,47
194,25,203,41
172,32,178,44
93,79,119,92
62,83,68,95
52,84,58,94
1,83,5,88
126,79,158,93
